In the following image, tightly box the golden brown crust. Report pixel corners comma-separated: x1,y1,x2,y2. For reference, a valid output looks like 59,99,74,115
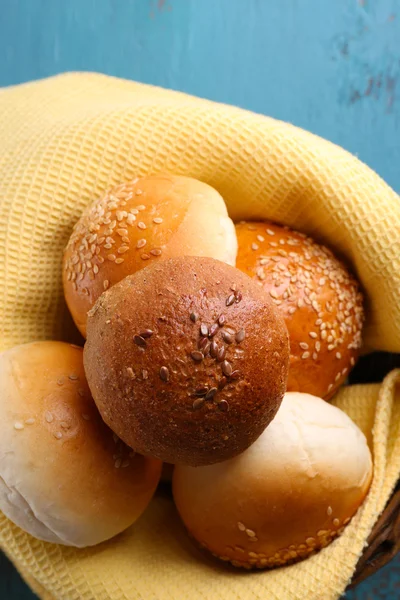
84,256,289,466
173,392,373,569
63,174,237,337
235,221,364,399
0,341,162,547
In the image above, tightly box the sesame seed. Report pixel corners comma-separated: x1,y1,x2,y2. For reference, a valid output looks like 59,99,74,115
218,400,229,412
150,248,162,256
335,372,341,381
153,217,163,224
82,414,90,421
218,314,226,326
218,377,228,390
69,373,78,381
321,330,327,340
14,421,24,430
222,331,234,344
315,341,321,351
288,307,296,314
200,324,209,336
134,335,147,347
78,388,85,397
191,351,204,362
140,329,153,338
336,352,342,359
25,418,35,425
45,411,54,423
333,518,340,527
306,537,316,547
309,332,317,339
160,366,169,382
266,229,275,236
57,377,64,386
126,367,135,379
257,235,265,242
117,245,129,254
138,222,146,230
54,432,63,440
190,312,198,323
107,254,116,261
93,264,99,274
193,398,204,410
343,517,351,525
251,243,259,251
142,370,148,380
328,344,335,351
226,294,235,306
238,522,246,531
246,529,256,538
312,352,318,360
221,360,233,377
230,370,240,380
209,323,219,337
210,340,218,358
299,342,309,350
194,387,208,397
103,280,110,290
269,289,278,299
141,253,150,260
301,352,310,359
235,329,245,343
205,387,218,400
327,506,333,516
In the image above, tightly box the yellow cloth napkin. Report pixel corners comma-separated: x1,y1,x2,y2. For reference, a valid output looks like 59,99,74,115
0,72,399,600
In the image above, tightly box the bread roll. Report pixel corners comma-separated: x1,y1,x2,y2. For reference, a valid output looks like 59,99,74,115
63,174,237,336
236,221,364,399
173,391,372,569
84,256,289,466
0,341,161,547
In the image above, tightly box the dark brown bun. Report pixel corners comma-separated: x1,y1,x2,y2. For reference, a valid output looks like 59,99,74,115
84,256,289,466
235,221,364,399
173,392,372,569
63,174,237,337
0,341,162,547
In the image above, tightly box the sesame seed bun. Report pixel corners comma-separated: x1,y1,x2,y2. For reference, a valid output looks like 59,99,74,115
0,341,161,547
63,174,237,337
235,221,364,399
173,391,372,569
83,256,289,467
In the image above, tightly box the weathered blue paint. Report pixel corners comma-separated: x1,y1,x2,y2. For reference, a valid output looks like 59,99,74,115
0,0,399,192
0,1,399,598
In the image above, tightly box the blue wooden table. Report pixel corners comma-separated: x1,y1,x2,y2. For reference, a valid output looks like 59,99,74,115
0,1,399,598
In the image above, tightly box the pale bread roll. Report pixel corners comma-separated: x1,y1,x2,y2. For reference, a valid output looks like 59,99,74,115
173,391,372,569
63,174,238,336
0,341,161,547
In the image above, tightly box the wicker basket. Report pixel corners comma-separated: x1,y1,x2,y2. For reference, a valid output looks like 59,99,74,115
348,352,400,587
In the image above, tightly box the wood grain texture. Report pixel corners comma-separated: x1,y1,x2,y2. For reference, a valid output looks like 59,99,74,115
0,0,399,193
0,1,399,598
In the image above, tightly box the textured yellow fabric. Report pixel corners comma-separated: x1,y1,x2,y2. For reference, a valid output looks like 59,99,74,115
0,72,399,600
